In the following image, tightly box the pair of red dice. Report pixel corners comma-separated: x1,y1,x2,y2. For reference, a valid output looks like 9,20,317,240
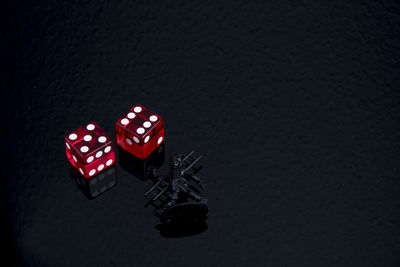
65,105,164,178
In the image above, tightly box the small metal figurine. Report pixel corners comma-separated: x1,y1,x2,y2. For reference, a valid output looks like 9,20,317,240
145,151,208,223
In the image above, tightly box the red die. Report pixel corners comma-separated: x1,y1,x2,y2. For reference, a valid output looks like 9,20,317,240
116,105,164,159
65,122,115,178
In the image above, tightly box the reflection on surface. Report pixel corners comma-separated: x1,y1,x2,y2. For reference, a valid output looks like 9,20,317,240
68,163,117,199
118,143,165,180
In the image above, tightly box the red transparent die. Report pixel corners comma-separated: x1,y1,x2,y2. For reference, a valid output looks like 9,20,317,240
116,105,164,159
64,122,115,178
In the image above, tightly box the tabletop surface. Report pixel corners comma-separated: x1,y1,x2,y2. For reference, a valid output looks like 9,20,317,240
2,1,400,266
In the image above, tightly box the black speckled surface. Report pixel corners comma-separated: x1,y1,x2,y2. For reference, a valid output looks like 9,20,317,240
2,1,400,266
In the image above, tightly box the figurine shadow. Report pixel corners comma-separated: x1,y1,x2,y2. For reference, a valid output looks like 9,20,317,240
117,143,165,181
155,202,208,238
156,221,208,238
68,162,117,199
147,192,209,238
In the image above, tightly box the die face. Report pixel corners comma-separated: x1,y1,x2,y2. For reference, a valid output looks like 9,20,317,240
116,105,164,159
65,122,115,178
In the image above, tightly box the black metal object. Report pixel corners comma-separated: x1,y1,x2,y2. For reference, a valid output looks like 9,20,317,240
145,151,208,223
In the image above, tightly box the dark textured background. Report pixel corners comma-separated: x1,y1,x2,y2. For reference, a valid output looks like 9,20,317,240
2,1,400,266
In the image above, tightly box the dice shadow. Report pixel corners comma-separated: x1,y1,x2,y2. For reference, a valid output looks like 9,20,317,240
117,143,165,181
68,162,117,199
